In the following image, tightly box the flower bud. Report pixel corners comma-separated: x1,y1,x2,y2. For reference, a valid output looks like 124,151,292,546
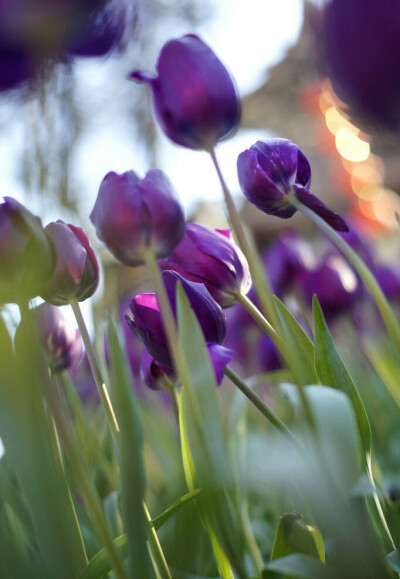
90,169,185,266
33,302,83,373
125,271,226,368
41,220,99,305
237,139,348,231
130,34,240,151
0,197,54,304
159,223,251,307
140,349,176,391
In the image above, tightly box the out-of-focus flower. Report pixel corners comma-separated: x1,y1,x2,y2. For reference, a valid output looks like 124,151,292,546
140,349,176,391
33,302,82,373
258,333,282,374
130,34,240,151
126,271,226,368
0,197,54,304
263,230,315,297
0,0,128,90
374,265,400,302
41,220,99,305
159,223,251,308
90,170,185,266
298,253,360,319
237,139,348,231
322,0,400,132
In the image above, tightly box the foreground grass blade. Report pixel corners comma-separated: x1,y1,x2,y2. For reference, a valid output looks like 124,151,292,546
271,513,325,563
108,317,152,579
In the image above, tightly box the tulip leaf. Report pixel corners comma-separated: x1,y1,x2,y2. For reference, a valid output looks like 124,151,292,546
271,513,325,563
108,316,152,578
263,553,340,578
312,296,371,461
386,550,400,572
176,284,245,579
273,296,318,385
151,489,202,531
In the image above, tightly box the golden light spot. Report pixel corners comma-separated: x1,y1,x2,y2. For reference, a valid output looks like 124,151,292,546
325,106,358,136
335,128,370,162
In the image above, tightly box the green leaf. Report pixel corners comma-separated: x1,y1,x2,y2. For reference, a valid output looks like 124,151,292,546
386,550,400,572
271,513,325,563
108,316,151,579
273,297,318,385
312,297,371,461
263,553,340,578
152,489,201,530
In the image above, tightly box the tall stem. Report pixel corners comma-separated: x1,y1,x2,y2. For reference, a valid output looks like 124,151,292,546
225,366,299,446
290,196,400,353
210,148,281,333
49,374,127,579
71,300,120,441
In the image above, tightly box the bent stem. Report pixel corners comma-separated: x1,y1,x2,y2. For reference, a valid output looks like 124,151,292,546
290,196,400,354
225,366,299,447
71,300,120,442
210,147,282,333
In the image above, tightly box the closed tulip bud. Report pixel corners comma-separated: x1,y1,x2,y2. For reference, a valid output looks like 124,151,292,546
140,349,176,391
0,197,54,304
126,270,226,368
237,139,348,231
41,220,99,305
130,34,240,151
159,223,251,307
33,302,83,373
90,169,185,266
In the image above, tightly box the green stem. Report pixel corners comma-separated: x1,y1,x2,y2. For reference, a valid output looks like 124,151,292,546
290,195,400,353
225,366,299,446
210,147,282,333
240,502,264,576
71,300,120,442
49,374,128,579
143,501,172,579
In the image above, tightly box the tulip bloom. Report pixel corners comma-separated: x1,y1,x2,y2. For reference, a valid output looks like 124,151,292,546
41,220,99,305
130,34,240,151
237,139,348,231
33,302,83,373
0,197,54,304
90,169,185,266
322,0,400,132
159,223,251,307
126,271,226,368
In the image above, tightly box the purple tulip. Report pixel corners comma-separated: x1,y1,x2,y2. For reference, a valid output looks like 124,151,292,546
130,34,240,151
374,265,400,302
237,139,348,232
263,230,315,297
298,253,360,319
33,302,82,373
322,0,400,132
126,271,226,368
159,223,251,307
207,343,233,386
41,220,99,305
90,170,185,266
140,349,176,391
0,197,54,304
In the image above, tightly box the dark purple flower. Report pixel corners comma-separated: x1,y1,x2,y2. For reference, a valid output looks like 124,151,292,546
140,349,176,391
322,0,400,132
263,230,314,297
258,334,282,373
374,265,400,302
41,220,99,305
159,223,251,307
125,271,226,368
130,34,240,151
0,197,54,304
207,343,233,386
237,138,348,231
33,302,82,373
90,170,185,266
298,253,360,319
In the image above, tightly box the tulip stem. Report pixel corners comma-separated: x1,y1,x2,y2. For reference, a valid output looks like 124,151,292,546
71,300,120,442
209,148,282,334
291,195,400,354
49,373,128,579
225,366,299,446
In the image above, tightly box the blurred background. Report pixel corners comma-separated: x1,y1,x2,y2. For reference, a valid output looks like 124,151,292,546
1,0,400,308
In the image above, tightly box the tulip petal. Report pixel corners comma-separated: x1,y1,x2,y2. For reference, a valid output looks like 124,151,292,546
294,186,348,232
207,343,234,386
253,139,299,193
